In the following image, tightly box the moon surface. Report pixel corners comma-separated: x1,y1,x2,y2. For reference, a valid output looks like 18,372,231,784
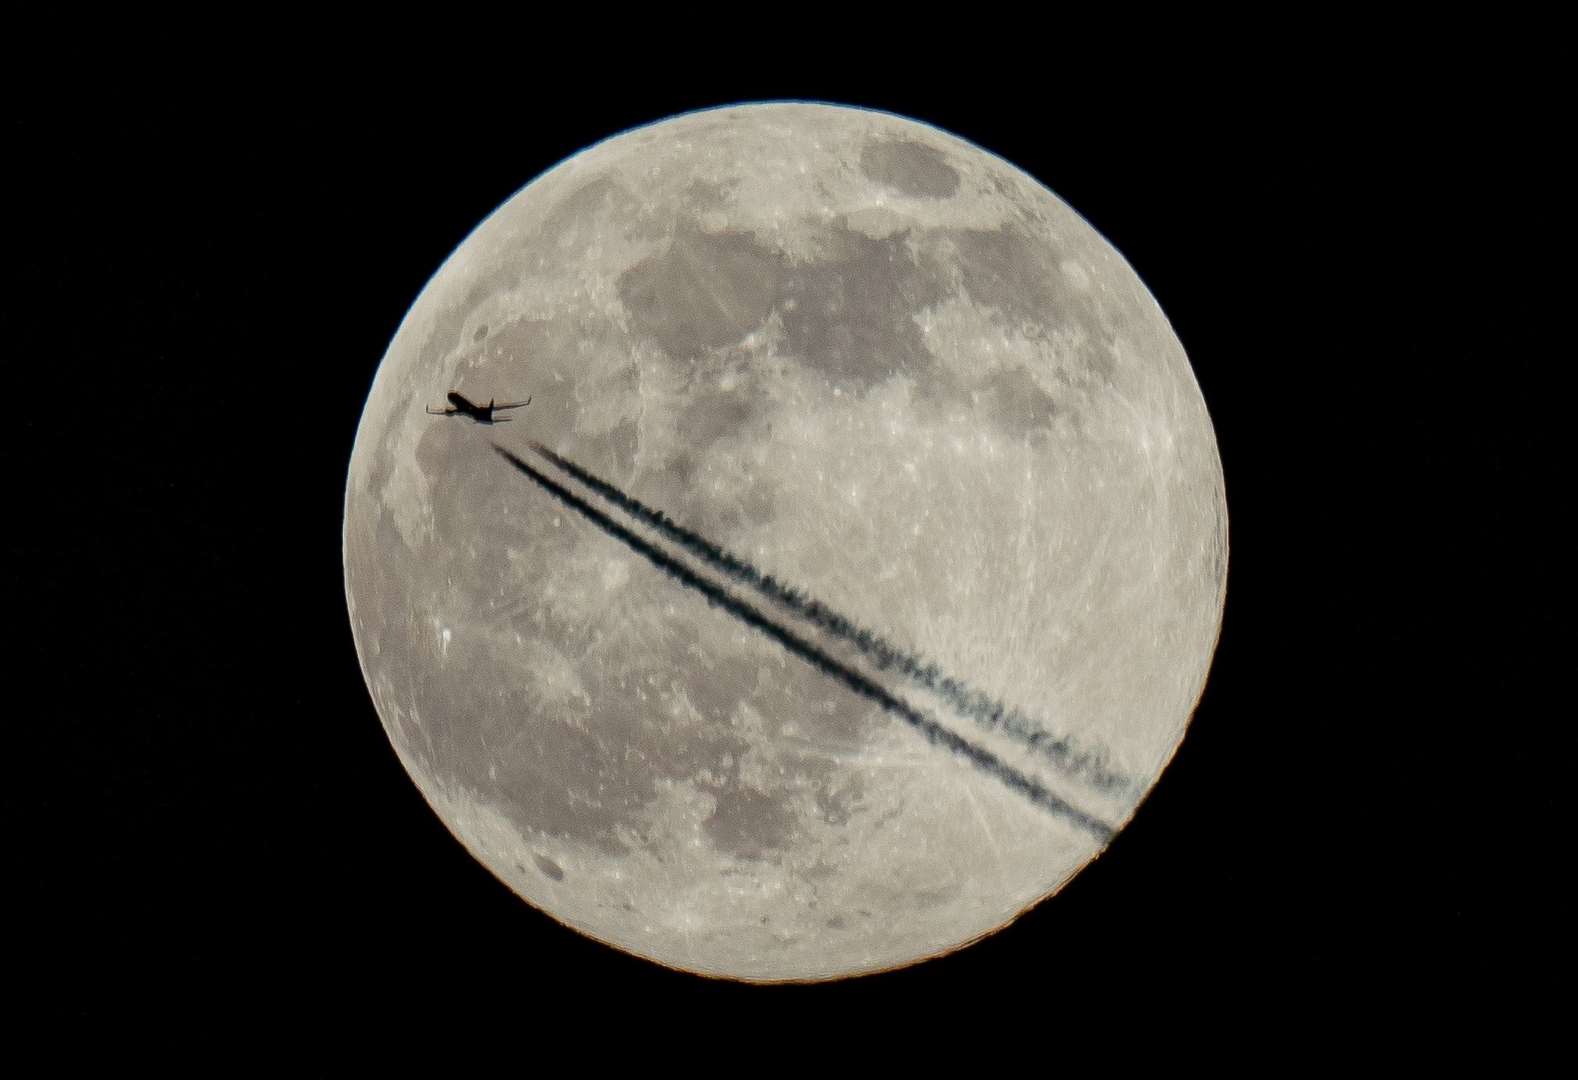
343,103,1227,981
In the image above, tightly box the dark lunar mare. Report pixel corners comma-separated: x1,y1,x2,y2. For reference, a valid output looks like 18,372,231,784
492,444,1115,841
526,440,1130,793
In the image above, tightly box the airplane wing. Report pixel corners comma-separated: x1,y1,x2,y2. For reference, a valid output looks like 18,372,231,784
493,398,532,410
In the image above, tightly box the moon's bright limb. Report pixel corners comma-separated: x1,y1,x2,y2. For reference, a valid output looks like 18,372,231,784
343,103,1227,981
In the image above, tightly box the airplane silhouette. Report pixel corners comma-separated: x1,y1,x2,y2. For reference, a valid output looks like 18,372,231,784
425,391,532,424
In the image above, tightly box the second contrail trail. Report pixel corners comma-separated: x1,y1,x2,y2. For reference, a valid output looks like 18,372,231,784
492,443,1115,841
526,439,1128,794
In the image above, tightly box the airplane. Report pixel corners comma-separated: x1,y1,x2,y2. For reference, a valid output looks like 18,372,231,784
425,391,532,424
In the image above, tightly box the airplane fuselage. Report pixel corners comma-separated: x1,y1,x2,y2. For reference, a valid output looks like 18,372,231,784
448,392,494,422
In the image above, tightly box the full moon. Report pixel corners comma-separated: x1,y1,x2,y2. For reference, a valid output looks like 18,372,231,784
343,103,1227,981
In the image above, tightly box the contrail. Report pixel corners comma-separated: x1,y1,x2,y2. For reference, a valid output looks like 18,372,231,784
526,440,1129,794
492,444,1115,841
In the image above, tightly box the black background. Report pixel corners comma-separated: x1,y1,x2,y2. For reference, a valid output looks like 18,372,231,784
10,39,1563,1040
